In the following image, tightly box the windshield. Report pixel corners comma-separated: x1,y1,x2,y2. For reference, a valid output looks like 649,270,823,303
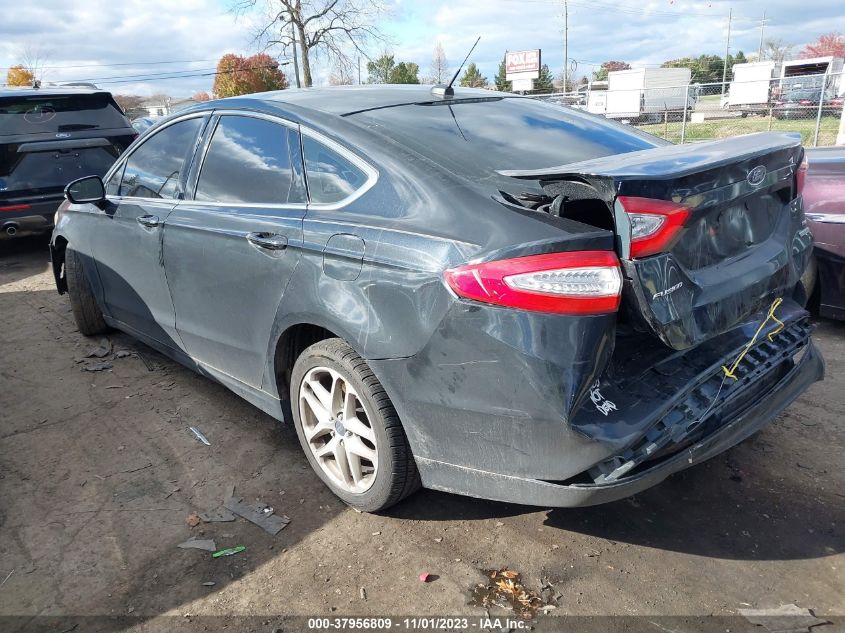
349,96,665,185
0,93,129,136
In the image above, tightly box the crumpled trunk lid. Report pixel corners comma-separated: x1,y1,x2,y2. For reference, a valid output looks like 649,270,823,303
501,133,812,350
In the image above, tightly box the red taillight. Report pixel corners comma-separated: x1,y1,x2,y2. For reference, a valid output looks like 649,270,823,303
617,196,690,259
796,157,809,196
443,251,622,315
0,204,31,212
799,99,812,105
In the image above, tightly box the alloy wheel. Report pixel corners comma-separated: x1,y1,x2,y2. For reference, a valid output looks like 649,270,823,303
298,366,378,493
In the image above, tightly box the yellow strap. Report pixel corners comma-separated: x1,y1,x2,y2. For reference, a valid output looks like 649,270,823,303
721,297,783,381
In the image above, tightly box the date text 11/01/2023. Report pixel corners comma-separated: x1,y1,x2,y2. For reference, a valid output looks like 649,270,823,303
307,617,530,630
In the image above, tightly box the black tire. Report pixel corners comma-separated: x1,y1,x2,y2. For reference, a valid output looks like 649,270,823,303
290,338,420,512
65,248,109,336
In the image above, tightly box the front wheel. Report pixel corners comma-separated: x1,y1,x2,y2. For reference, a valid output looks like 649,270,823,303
290,338,420,512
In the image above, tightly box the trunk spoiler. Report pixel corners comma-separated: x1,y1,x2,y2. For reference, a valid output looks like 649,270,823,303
498,132,803,182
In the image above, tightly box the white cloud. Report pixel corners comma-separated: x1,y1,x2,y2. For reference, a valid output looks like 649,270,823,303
0,0,841,94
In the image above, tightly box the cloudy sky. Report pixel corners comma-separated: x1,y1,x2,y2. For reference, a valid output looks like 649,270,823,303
0,0,840,97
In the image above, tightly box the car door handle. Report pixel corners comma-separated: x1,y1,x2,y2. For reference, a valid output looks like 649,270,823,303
246,232,288,251
136,215,161,228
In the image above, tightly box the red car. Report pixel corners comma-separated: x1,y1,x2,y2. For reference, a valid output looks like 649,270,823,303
804,146,845,320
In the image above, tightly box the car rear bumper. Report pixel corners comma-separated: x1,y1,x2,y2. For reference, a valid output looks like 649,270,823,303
0,197,61,238
371,298,822,507
413,338,823,507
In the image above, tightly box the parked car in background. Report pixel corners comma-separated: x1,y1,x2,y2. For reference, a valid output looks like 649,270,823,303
803,146,845,321
772,89,838,119
51,86,821,512
0,87,136,239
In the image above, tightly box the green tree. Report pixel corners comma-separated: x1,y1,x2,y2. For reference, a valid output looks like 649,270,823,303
534,63,554,93
390,61,420,84
459,62,487,88
367,54,419,84
494,56,511,92
367,53,395,84
593,60,630,81
662,55,724,83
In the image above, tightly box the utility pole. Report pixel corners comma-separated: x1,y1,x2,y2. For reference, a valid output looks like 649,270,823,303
358,56,362,85
563,0,569,93
758,9,767,60
721,7,732,96
290,20,301,89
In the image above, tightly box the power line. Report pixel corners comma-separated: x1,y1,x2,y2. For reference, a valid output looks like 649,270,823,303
0,59,217,71
82,64,290,86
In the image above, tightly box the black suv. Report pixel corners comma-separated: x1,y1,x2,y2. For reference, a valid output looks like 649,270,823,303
0,88,135,238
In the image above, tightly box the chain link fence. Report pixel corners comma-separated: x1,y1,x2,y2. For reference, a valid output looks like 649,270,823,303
533,71,844,147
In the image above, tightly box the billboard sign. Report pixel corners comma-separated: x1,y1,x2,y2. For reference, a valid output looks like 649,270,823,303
506,49,541,80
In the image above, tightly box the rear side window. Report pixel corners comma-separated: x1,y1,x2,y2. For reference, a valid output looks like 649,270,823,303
194,115,305,205
0,93,128,136
303,136,367,204
119,117,202,199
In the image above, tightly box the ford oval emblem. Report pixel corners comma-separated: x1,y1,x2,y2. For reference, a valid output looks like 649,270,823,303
747,165,767,186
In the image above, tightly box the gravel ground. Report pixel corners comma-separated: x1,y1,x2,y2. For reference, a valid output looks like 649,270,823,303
1,236,843,632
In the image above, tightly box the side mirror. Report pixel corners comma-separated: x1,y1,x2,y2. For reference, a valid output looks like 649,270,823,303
65,176,105,205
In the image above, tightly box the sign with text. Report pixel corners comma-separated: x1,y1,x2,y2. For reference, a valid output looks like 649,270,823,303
506,49,541,80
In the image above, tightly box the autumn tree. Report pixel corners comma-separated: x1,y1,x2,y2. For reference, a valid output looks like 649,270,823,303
494,56,511,92
593,60,630,81
459,62,487,88
801,32,845,59
429,42,449,84
212,53,288,98
193,91,211,102
6,65,34,87
239,0,390,88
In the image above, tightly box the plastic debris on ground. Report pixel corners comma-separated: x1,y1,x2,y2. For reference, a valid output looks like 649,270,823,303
177,537,217,552
85,338,112,358
82,361,113,372
224,496,290,535
212,545,246,558
470,569,550,620
738,604,830,633
189,426,211,446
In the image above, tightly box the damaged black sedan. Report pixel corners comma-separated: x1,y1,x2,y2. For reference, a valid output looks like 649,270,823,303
50,86,823,511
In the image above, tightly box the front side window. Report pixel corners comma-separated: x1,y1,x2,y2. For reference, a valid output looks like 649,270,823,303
194,115,304,204
302,136,367,204
119,117,202,199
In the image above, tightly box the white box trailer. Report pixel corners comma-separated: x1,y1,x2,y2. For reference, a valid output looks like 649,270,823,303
725,61,777,112
780,56,844,95
604,67,693,121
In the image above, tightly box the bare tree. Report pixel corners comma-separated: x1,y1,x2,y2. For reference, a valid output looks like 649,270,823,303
429,42,449,84
761,38,793,64
237,0,391,87
19,43,52,82
329,57,356,85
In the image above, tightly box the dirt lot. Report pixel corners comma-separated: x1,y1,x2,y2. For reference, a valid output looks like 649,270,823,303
1,236,843,632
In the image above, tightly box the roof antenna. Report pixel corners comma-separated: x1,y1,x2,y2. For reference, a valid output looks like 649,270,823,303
432,36,480,98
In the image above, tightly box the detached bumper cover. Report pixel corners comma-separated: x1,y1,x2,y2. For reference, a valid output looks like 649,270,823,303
415,338,823,507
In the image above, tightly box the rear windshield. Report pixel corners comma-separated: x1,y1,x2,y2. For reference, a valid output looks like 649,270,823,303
0,93,128,136
349,97,665,182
